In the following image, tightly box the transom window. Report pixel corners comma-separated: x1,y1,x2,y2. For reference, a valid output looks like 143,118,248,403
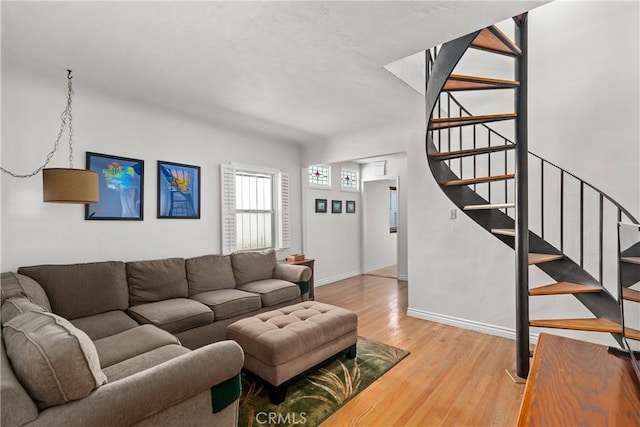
308,165,330,189
341,168,359,192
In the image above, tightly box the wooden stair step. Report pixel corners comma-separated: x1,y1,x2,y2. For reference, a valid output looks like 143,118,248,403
529,253,563,265
622,287,640,302
443,74,520,92
529,282,601,296
621,256,640,265
464,202,515,211
440,173,514,187
530,319,640,340
491,228,515,236
429,113,517,130
429,144,515,161
530,318,624,334
471,26,521,57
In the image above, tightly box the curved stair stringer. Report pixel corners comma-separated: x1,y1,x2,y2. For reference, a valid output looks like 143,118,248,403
424,27,625,345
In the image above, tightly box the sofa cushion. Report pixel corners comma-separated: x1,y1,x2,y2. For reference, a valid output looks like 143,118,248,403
93,324,180,368
1,272,51,311
127,299,213,334
238,279,301,307
190,289,261,320
127,258,189,306
70,310,139,340
1,336,38,427
102,344,190,382
2,311,107,409
186,254,236,295
18,261,128,320
1,297,47,324
231,249,277,286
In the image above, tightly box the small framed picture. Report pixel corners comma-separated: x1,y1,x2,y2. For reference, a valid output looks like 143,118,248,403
315,198,327,213
157,161,201,219
346,200,356,213
85,152,144,220
332,200,342,213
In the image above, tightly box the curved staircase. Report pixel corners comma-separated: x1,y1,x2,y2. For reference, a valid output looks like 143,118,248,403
424,14,640,377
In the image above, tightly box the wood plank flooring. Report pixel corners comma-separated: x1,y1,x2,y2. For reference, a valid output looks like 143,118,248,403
315,274,525,426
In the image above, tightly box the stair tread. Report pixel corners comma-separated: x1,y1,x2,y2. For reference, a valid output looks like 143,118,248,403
530,318,640,340
429,113,517,130
444,74,520,92
530,282,601,296
530,318,622,333
529,253,563,265
621,256,640,265
429,144,515,161
491,228,515,236
471,26,521,57
464,203,515,211
440,173,514,186
623,288,640,302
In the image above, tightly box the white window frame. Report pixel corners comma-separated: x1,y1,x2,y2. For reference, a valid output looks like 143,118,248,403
340,167,359,193
221,163,290,254
307,164,332,190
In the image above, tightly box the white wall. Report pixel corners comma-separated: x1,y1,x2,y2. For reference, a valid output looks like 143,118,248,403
407,1,639,346
1,51,303,271
302,162,362,285
363,179,397,272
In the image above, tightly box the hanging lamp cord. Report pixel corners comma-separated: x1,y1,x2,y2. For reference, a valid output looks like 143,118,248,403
1,69,75,178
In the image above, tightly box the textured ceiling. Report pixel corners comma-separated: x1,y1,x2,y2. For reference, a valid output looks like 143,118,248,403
1,1,547,144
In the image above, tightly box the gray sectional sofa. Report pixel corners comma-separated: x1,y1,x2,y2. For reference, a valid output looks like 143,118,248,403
0,249,311,427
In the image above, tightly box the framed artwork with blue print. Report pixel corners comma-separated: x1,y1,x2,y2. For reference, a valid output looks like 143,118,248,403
157,160,201,219
85,152,144,220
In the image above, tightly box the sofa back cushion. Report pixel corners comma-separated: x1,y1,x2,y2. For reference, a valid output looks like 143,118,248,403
1,272,51,311
2,310,107,409
231,249,277,286
127,258,188,306
1,297,47,325
186,254,236,295
18,262,128,320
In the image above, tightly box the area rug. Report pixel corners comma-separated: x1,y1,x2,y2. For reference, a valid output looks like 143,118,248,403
238,336,409,427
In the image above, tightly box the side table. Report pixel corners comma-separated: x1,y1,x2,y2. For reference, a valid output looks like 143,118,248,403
286,258,315,300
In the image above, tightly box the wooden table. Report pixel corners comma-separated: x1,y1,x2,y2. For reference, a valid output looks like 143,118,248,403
286,258,315,300
518,332,640,426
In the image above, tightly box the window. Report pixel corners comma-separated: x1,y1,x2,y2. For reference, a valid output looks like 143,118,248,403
221,164,290,254
308,165,330,189
390,186,398,233
340,168,359,192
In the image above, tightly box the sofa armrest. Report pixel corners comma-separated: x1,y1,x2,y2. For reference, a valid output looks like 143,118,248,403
31,340,244,427
273,264,311,282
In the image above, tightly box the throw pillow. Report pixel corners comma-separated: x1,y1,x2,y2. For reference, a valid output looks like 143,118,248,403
0,272,51,311
1,297,46,324
2,310,107,409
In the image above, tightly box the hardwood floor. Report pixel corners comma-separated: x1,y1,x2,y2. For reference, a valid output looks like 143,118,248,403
316,274,524,427
366,264,397,279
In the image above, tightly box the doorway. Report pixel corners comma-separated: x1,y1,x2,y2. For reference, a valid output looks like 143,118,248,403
363,179,398,278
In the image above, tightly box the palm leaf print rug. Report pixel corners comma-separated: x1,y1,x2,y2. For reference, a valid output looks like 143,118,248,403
239,336,409,427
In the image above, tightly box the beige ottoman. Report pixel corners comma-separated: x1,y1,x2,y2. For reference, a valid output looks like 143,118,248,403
227,301,358,403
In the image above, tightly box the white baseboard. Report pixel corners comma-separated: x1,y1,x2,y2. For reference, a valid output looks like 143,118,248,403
397,273,408,281
315,270,362,287
407,307,539,343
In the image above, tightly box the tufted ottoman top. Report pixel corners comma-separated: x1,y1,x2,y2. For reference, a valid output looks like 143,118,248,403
226,301,357,366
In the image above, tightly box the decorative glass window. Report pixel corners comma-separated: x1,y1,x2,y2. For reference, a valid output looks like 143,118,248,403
340,169,358,192
308,165,330,189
